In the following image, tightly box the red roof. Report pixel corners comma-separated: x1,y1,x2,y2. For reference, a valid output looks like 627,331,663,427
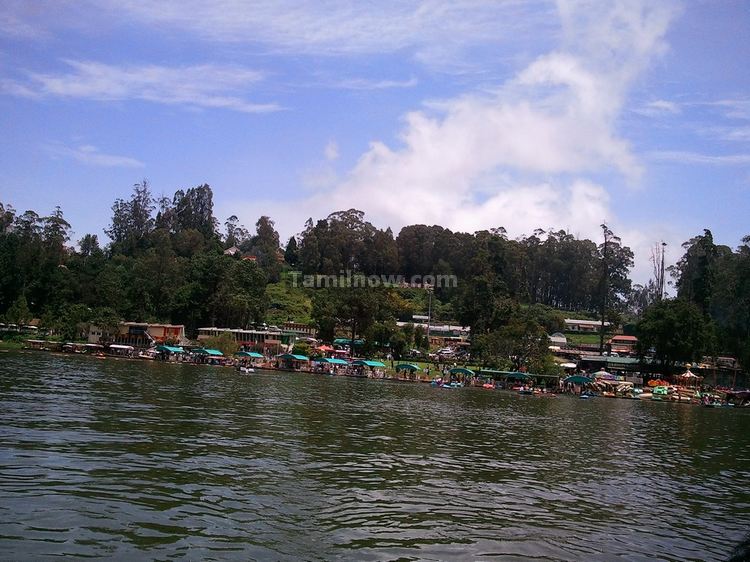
609,335,637,342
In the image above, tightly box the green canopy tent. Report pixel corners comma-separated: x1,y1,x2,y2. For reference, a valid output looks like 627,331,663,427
277,353,310,371
449,367,475,376
563,375,594,385
278,353,309,361
352,360,386,368
395,363,421,371
333,338,365,347
156,345,184,354
235,351,264,359
194,348,224,356
313,357,349,365
504,371,532,380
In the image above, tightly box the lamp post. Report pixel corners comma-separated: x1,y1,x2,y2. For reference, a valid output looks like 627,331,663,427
659,242,667,300
426,285,433,355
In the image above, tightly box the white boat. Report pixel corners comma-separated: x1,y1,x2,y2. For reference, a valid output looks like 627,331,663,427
239,366,255,374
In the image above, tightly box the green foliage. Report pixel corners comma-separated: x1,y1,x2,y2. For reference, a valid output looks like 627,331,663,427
284,236,299,266
265,271,313,325
636,299,712,372
5,294,30,326
311,283,401,347
203,331,239,356
388,329,408,359
471,310,554,371
3,190,749,378
291,341,311,357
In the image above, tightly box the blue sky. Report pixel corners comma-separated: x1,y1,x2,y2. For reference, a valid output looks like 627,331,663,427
1,0,749,283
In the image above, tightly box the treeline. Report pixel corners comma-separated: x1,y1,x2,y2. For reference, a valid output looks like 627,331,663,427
294,210,633,314
0,182,272,339
637,230,750,373
1,182,748,373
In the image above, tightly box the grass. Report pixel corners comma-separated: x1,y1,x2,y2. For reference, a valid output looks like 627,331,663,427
565,332,604,345
265,272,313,325
0,338,24,350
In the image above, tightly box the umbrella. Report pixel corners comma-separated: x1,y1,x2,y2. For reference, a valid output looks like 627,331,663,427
563,375,594,385
395,363,421,371
449,367,475,376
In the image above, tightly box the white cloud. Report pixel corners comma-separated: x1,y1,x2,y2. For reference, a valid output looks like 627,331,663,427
709,98,750,120
4,60,281,113
46,143,145,168
324,140,339,162
335,77,419,90
723,127,750,142
225,0,678,286
0,10,47,39
649,150,750,165
633,99,680,117
104,0,554,66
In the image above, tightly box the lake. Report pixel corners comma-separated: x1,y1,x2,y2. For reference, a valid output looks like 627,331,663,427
0,350,748,560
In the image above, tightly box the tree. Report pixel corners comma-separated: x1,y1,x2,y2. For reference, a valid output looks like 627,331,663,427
249,216,281,281
224,215,249,249
672,229,730,316
284,236,299,267
597,223,634,352
203,331,239,356
471,309,554,372
5,294,31,326
208,258,267,328
89,307,122,341
43,206,71,247
291,341,311,357
0,202,15,234
172,184,218,240
636,299,711,374
105,180,155,255
78,234,102,258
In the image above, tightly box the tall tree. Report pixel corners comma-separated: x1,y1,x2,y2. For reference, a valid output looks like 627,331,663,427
224,215,249,249
248,216,281,282
105,180,155,255
597,223,634,352
636,299,712,374
172,184,218,240
284,236,299,267
672,229,729,315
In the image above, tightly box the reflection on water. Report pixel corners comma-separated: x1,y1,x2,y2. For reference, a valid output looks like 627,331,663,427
1,351,748,560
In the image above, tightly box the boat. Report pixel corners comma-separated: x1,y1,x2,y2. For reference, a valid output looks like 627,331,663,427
442,381,463,389
239,366,255,374
138,348,157,360
651,386,669,401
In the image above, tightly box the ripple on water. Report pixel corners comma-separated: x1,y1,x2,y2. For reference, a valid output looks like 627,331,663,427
0,351,748,560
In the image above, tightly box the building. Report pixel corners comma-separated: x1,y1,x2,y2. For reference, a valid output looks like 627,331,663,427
89,322,187,347
549,332,568,348
564,318,611,333
197,326,295,352
608,335,638,356
395,318,470,347
281,321,317,338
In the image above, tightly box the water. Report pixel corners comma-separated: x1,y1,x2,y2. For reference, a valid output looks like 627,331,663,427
0,351,748,561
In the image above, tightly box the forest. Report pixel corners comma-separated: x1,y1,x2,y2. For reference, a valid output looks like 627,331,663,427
1,182,748,374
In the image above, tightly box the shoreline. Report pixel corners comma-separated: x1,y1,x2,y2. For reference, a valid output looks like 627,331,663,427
7,345,745,407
